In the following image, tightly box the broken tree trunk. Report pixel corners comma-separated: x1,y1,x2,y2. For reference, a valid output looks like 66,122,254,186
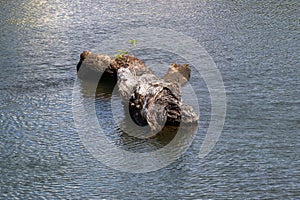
76,50,151,80
76,51,199,132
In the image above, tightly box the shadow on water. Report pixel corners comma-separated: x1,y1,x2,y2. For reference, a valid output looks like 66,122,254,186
117,122,198,152
78,72,118,100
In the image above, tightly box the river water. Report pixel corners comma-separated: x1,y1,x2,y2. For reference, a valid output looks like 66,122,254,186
0,0,299,199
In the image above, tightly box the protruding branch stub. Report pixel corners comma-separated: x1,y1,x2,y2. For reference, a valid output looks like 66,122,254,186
163,63,191,85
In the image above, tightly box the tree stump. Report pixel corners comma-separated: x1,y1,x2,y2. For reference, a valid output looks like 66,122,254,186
76,51,199,132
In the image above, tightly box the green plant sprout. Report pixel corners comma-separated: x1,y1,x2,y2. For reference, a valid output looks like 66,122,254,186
114,39,137,60
129,39,137,47
114,50,128,60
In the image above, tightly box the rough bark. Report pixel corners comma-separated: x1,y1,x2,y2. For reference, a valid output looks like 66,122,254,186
76,51,199,132
76,50,150,80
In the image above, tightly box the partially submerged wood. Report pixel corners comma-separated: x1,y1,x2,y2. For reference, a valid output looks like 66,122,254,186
76,50,199,132
118,68,198,131
76,50,150,80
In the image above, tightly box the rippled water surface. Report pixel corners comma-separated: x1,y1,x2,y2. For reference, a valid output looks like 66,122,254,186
1,0,299,199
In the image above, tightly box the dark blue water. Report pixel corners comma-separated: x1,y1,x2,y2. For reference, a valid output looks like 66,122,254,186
1,0,299,199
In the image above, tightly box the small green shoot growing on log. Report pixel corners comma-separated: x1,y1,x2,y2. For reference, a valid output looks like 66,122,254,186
114,50,128,60
114,39,137,60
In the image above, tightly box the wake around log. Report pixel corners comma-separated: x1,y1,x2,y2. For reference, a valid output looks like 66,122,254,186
76,50,199,132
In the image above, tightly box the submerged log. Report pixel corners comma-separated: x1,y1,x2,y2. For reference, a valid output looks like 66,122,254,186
76,50,150,80
76,51,199,132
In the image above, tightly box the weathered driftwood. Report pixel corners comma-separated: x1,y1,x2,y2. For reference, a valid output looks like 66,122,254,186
76,51,199,132
76,50,151,80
